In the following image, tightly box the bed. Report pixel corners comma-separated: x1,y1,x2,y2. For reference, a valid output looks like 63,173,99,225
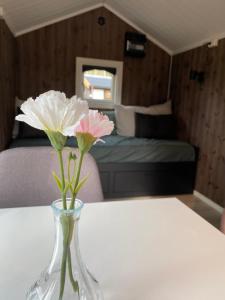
10,135,197,198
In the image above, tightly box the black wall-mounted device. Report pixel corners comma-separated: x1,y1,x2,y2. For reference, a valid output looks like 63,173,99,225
98,16,105,26
189,70,205,84
124,32,147,58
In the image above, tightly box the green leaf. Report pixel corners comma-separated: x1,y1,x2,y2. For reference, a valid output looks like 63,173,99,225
64,181,72,194
69,183,74,195
74,175,89,194
68,151,77,161
52,171,62,191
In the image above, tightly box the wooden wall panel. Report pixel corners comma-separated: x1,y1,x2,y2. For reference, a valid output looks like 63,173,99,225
16,7,170,106
171,39,225,206
0,19,16,151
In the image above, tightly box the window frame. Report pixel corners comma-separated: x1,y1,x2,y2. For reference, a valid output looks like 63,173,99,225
75,57,123,109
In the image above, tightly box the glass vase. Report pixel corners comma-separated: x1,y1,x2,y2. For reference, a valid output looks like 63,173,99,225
26,199,103,300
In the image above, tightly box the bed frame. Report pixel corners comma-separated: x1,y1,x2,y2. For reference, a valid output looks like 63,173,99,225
7,139,198,199
98,151,198,199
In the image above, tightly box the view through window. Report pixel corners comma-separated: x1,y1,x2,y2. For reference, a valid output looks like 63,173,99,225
76,57,123,109
82,68,114,101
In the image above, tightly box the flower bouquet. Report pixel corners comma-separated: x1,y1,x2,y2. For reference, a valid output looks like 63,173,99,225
16,91,114,300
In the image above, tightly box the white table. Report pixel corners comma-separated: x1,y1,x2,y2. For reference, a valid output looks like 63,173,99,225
1,198,225,300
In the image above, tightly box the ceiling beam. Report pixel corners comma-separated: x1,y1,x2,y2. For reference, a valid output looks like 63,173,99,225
104,3,172,55
15,3,103,37
14,3,172,55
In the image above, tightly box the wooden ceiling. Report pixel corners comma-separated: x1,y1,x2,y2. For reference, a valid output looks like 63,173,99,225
1,0,225,54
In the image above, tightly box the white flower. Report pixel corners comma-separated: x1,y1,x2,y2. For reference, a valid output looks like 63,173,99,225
16,90,88,136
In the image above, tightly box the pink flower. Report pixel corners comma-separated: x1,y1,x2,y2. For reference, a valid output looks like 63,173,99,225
75,110,114,140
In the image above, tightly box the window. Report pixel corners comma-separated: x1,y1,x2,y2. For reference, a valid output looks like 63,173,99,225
83,68,114,101
76,57,123,109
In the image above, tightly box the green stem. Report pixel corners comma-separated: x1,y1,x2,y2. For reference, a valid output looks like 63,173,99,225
70,151,85,209
59,217,79,299
59,215,70,300
67,154,73,196
67,218,79,293
68,247,79,293
67,156,72,185
57,150,67,210
59,245,68,300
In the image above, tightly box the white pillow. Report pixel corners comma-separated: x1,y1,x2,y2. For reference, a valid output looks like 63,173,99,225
115,101,172,137
115,105,151,137
147,100,172,115
12,97,24,139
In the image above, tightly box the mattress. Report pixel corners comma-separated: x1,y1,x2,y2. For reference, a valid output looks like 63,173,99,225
9,135,195,163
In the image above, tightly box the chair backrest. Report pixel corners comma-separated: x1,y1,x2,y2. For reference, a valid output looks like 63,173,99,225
0,147,103,208
221,210,225,233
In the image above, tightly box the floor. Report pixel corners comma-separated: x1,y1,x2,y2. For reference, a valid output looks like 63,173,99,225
176,194,222,229
110,194,223,229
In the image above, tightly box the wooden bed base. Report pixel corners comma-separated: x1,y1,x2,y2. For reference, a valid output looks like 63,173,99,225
98,161,197,198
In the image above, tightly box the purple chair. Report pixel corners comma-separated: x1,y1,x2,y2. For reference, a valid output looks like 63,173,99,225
0,147,103,208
